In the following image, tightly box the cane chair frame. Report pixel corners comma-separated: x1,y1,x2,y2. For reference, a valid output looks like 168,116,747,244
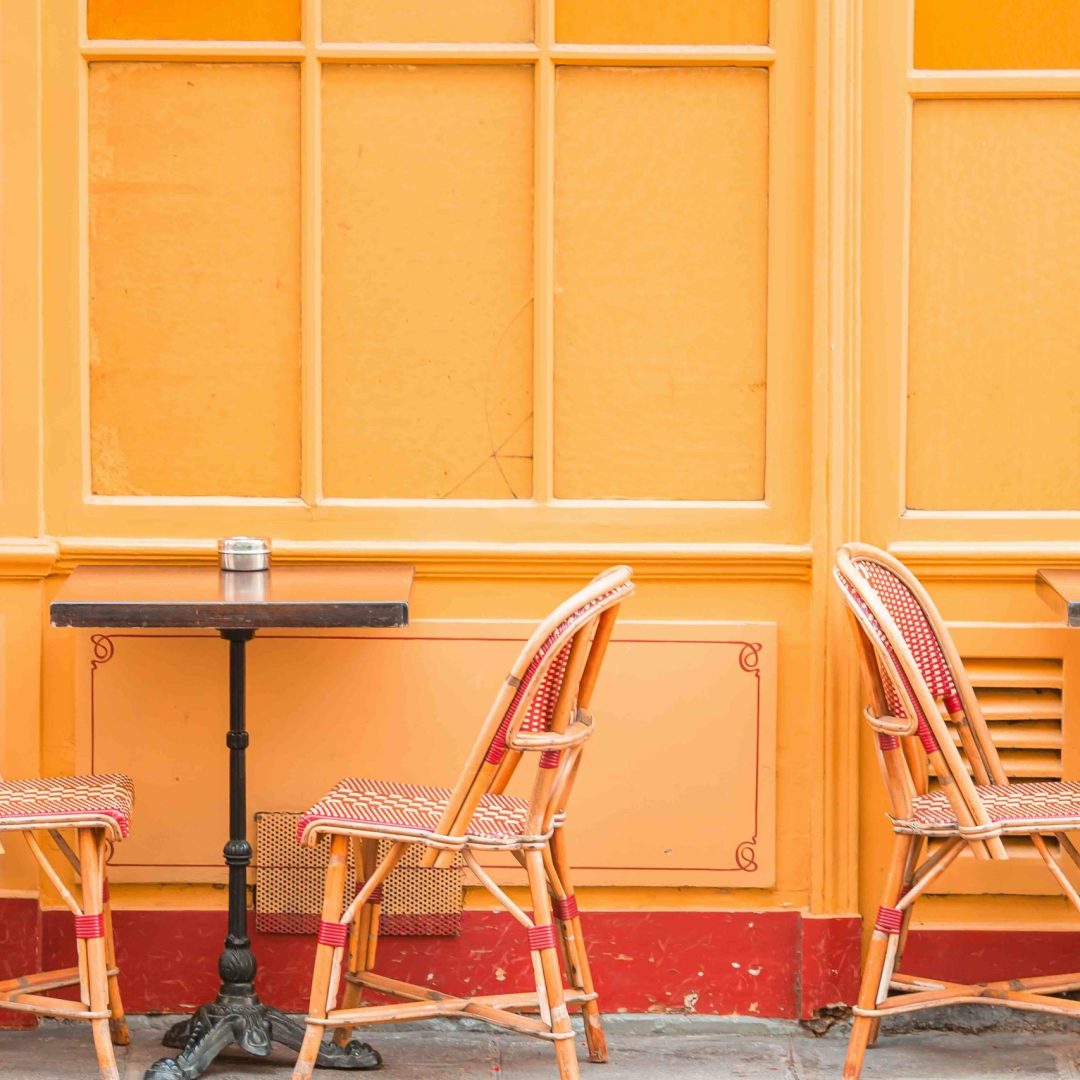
836,543,1080,1079
291,567,634,1080
0,823,128,1080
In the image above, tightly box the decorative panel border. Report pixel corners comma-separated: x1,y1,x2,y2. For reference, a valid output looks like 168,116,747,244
75,619,777,888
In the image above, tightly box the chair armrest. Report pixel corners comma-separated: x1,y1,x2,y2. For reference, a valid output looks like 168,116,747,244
507,708,595,751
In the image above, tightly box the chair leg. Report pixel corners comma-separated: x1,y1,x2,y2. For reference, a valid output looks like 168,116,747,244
1035,834,1080,913
293,835,350,1080
866,834,925,1049
526,847,579,1080
845,833,914,1080
78,829,120,1080
549,830,606,1063
333,838,378,1049
101,875,129,1047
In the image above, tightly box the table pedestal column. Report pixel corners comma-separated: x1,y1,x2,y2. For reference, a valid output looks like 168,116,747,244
145,630,380,1079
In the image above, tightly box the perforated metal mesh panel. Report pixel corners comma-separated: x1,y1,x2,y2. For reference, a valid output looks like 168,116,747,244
254,811,462,936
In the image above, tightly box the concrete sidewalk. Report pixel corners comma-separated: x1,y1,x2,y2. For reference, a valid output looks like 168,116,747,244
0,1016,1076,1079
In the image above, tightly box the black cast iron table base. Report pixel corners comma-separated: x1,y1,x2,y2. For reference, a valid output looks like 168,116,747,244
143,628,381,1078
144,989,380,1077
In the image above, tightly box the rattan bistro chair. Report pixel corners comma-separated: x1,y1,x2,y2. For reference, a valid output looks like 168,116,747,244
0,773,133,1080
836,544,1080,1079
289,566,634,1080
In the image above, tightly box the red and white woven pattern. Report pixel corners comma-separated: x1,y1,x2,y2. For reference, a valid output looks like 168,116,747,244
900,781,1080,834
0,774,133,840
521,643,571,735
485,585,624,766
852,558,960,707
298,777,533,846
835,569,924,727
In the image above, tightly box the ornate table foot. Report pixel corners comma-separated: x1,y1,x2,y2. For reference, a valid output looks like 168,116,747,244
148,997,381,1078
148,997,271,1079
266,1007,383,1070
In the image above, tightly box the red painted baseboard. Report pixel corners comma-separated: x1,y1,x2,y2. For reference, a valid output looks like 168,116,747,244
24,902,1074,1027
24,906,859,1021
901,928,1080,986
6,896,1080,1040
0,899,40,1029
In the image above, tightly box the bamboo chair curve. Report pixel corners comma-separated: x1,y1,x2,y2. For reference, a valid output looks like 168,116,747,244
289,566,634,1080
0,773,133,1080
835,543,1080,1080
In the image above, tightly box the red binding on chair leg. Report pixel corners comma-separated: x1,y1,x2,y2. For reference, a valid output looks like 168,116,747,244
873,906,903,935
74,913,106,939
915,717,939,754
527,924,558,952
316,920,350,948
553,895,578,921
354,880,383,904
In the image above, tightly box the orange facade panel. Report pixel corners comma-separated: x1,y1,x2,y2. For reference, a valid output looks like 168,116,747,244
88,62,301,497
907,99,1080,510
556,0,767,46
321,65,534,500
88,0,300,41
553,67,769,501
323,0,533,43
915,0,1080,70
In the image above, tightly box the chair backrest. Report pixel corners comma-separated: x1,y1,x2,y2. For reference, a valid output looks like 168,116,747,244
834,544,1009,854
431,566,634,850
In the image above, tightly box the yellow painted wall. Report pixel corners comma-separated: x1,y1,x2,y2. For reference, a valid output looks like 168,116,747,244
2,0,1079,944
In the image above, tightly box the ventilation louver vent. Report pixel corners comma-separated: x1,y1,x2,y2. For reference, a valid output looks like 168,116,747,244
959,657,1063,783
929,651,1067,876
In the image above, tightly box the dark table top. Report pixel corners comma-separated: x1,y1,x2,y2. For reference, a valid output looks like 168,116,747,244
1035,568,1080,627
50,563,413,630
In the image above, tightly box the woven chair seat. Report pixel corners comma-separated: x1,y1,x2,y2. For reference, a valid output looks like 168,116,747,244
0,774,134,840
895,780,1080,838
297,777,546,849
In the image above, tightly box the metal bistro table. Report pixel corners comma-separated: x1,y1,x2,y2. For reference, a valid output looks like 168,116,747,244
51,562,414,1080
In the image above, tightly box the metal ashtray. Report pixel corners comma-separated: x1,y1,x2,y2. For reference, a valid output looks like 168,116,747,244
218,536,271,572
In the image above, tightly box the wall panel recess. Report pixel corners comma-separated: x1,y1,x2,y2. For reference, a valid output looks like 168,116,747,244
321,65,534,500
88,62,301,497
553,66,769,501
88,0,300,40
322,0,533,43
78,621,777,889
555,0,768,46
907,99,1080,511
915,0,1080,70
